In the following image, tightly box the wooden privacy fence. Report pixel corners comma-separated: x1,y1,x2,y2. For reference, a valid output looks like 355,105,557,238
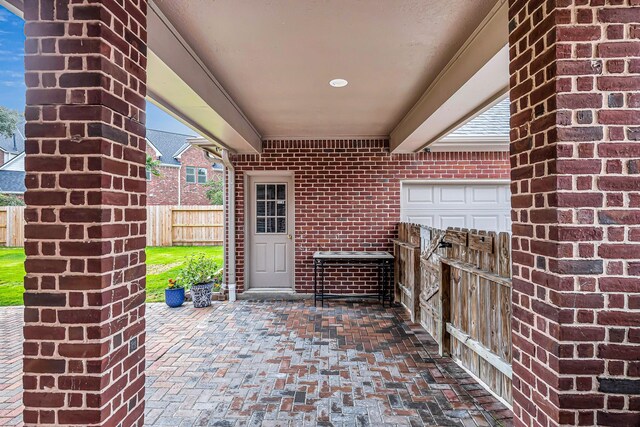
0,206,25,247
0,205,223,247
147,205,223,246
394,223,513,405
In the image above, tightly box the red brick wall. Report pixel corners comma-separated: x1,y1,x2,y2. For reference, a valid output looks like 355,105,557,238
145,145,221,206
229,139,510,293
179,146,222,206
145,145,179,205
509,1,640,426
23,1,148,425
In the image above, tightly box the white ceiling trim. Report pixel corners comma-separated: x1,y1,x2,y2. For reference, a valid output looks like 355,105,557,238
428,139,508,153
390,0,509,153
262,135,389,142
147,2,263,153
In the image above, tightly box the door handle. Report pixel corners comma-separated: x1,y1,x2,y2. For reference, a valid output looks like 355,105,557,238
288,234,293,239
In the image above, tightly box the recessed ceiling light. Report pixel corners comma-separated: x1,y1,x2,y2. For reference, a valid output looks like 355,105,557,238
329,78,348,88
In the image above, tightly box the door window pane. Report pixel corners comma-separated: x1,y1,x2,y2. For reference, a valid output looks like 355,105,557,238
267,201,276,216
255,182,287,234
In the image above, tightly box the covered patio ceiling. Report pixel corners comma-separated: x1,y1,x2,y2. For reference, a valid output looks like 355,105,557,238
2,0,509,153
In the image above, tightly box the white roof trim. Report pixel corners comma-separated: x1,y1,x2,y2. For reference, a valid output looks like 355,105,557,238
0,152,25,171
173,143,191,159
439,134,509,143
145,137,163,157
429,138,508,153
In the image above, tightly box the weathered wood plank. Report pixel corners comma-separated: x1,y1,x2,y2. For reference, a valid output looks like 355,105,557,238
444,229,467,246
446,323,513,379
440,259,512,288
439,261,452,356
499,232,512,365
468,233,494,253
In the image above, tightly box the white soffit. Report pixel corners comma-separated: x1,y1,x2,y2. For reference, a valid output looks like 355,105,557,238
146,3,263,154
152,0,500,140
390,1,509,153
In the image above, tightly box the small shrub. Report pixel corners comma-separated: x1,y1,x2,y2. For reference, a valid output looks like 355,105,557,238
176,253,219,288
204,178,223,205
0,194,25,206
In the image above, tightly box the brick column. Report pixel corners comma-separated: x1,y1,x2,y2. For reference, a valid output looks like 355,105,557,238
509,1,640,426
23,1,147,425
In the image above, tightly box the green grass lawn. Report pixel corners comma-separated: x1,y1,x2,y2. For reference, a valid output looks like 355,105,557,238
0,246,223,306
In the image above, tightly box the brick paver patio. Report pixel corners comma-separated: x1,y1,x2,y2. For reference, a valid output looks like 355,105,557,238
0,301,512,426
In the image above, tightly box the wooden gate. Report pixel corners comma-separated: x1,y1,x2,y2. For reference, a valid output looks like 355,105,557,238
393,224,421,321
418,227,446,343
395,223,513,405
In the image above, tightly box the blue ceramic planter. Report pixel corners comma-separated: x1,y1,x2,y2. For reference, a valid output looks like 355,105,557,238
165,287,185,308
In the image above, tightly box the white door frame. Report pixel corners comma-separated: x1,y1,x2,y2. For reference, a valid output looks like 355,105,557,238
244,170,296,292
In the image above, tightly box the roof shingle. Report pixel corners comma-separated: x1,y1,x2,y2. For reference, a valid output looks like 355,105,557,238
448,98,510,138
146,129,195,166
0,171,26,193
0,123,25,155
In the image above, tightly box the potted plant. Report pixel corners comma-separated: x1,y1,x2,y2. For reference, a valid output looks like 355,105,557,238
177,254,219,308
165,278,185,308
210,267,225,301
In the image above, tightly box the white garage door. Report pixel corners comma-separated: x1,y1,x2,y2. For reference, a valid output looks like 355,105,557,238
400,181,512,233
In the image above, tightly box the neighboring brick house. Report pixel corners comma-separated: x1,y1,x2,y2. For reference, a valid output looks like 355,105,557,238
0,126,222,204
146,128,223,206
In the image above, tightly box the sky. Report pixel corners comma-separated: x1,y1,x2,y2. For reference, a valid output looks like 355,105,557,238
0,6,196,136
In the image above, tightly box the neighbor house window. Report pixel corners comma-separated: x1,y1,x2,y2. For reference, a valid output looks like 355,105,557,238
186,166,207,184
186,166,196,183
197,168,207,184
146,170,152,181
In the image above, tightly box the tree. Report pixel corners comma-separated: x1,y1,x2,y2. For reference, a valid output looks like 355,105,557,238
0,106,20,139
204,178,224,205
0,194,25,206
146,155,162,178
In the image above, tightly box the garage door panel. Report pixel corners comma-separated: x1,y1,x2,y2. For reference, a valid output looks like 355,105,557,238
406,215,434,227
471,215,500,231
401,182,511,233
439,215,466,229
472,186,500,203
407,186,435,204
439,186,466,203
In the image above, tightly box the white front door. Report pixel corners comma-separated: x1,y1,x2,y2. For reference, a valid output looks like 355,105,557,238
400,180,512,232
247,175,294,289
